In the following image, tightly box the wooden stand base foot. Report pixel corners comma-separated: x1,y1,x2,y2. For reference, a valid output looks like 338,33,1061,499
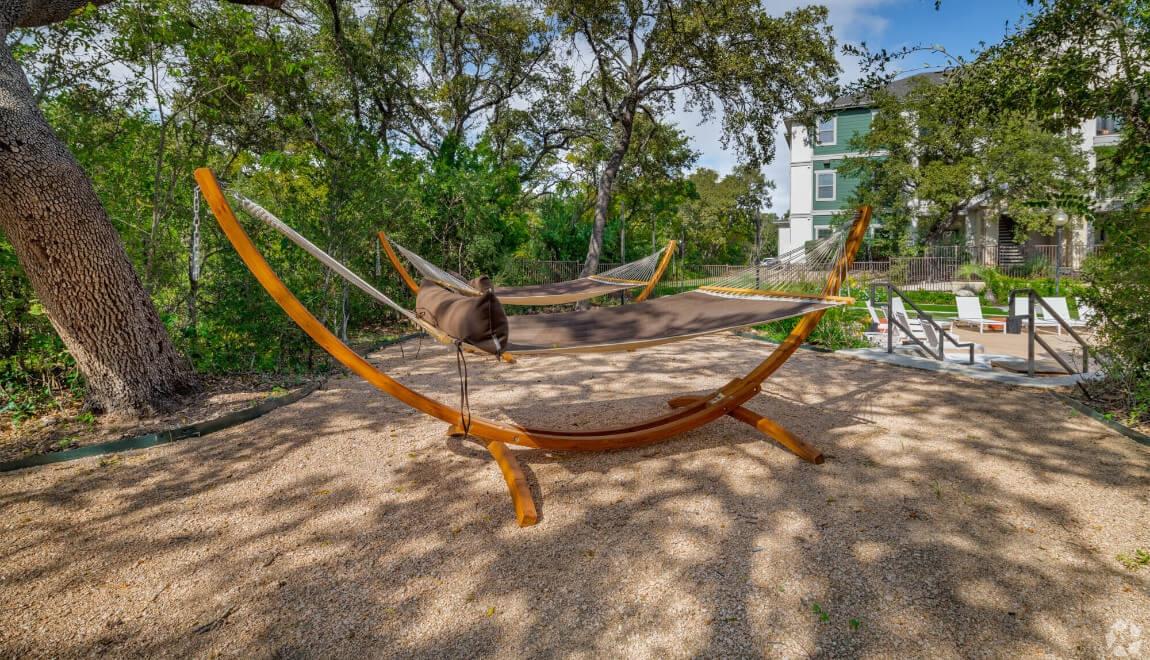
446,424,539,526
484,440,539,527
667,396,824,464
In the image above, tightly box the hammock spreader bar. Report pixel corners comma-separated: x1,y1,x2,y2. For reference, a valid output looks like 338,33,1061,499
195,167,872,528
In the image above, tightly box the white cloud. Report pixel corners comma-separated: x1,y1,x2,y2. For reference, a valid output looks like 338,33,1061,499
674,0,902,214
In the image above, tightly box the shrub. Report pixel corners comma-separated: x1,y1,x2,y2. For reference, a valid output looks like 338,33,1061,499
1080,209,1150,428
755,306,871,350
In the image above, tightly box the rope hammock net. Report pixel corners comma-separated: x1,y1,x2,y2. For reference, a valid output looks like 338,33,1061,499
228,189,855,355
196,168,872,527
381,233,677,306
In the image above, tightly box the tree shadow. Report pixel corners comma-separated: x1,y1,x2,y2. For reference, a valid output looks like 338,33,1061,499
1,335,1147,656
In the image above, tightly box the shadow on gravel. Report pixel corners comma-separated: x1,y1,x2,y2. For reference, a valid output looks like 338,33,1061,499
1,338,1148,656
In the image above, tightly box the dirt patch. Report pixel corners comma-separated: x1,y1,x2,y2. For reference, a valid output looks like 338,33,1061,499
0,374,314,464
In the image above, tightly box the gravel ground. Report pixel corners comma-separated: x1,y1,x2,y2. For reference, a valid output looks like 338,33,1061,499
1,334,1148,658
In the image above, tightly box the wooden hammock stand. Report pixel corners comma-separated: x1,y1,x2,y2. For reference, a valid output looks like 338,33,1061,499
195,168,872,528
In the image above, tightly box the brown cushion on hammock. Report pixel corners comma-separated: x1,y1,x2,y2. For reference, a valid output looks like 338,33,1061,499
415,279,508,354
469,275,494,293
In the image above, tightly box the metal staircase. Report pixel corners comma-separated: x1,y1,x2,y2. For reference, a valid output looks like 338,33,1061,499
997,216,1024,267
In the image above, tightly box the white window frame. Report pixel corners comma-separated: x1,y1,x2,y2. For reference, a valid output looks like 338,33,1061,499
814,227,833,240
815,171,837,201
816,117,836,145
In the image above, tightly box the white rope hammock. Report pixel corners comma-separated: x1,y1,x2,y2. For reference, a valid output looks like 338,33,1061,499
387,236,670,296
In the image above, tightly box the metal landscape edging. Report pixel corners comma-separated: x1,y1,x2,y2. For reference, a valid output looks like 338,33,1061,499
1054,392,1150,447
0,332,424,473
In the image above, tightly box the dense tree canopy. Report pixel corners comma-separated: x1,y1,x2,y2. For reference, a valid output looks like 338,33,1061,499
839,77,1090,249
4,0,829,419
943,0,1150,421
548,0,840,279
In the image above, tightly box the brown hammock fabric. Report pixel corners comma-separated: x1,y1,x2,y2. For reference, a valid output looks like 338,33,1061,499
504,290,841,354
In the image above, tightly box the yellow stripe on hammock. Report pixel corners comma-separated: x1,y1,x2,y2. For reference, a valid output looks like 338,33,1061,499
698,286,855,305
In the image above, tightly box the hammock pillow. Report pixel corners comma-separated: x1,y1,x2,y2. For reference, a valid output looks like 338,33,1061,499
415,279,509,354
469,275,494,293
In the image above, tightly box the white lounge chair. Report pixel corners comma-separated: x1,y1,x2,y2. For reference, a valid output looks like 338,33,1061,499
863,300,888,347
1011,296,1059,332
1077,302,1097,323
951,296,1004,333
890,297,927,342
1039,297,1089,335
922,319,982,363
894,311,981,362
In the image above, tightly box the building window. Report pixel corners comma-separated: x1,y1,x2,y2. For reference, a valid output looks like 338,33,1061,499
1097,115,1122,135
815,227,833,240
815,171,836,201
816,117,836,145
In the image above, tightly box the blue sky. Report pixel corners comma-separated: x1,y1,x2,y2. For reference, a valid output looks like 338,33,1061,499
678,0,1038,214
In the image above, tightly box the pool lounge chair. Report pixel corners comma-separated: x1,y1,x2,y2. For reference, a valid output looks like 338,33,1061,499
1039,297,1089,335
862,300,889,346
951,296,1004,333
894,312,979,363
890,297,927,342
1011,296,1059,332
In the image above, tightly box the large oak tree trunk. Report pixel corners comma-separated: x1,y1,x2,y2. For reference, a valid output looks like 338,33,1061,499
0,39,196,415
579,113,635,281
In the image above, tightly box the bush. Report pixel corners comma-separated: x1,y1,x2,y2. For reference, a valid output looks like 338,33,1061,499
755,306,871,350
1080,210,1150,428
953,264,1086,308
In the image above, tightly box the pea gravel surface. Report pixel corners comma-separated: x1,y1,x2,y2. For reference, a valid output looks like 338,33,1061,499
1,334,1148,658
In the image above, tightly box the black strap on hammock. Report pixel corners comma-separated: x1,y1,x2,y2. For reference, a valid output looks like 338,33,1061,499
454,340,472,438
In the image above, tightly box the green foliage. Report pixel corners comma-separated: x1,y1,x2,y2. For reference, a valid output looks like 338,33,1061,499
549,0,840,168
942,0,1150,423
755,307,871,351
522,118,698,264
1079,209,1150,426
674,166,776,264
840,78,1091,250
1117,548,1150,572
953,264,1087,307
0,241,83,425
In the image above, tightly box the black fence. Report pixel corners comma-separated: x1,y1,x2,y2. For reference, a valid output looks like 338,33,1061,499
496,243,1096,295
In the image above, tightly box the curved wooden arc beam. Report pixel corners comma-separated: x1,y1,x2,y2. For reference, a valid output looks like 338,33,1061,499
484,440,538,526
634,239,678,302
378,231,421,296
195,168,870,524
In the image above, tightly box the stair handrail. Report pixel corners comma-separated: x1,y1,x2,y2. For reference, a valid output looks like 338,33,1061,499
870,281,976,365
1007,289,1092,378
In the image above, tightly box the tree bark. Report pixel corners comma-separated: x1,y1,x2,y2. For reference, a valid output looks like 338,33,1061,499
0,39,196,415
579,111,634,280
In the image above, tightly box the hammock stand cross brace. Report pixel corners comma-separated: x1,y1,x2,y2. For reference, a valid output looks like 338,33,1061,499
194,168,872,528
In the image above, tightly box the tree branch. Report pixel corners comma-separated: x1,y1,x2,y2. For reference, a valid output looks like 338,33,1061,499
12,0,280,30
